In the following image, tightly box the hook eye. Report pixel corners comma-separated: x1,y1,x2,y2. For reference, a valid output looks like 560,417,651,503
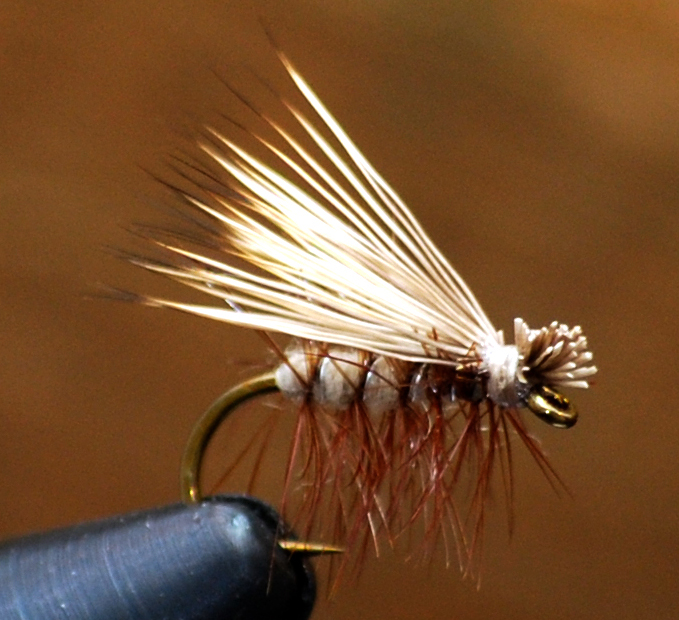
526,384,578,429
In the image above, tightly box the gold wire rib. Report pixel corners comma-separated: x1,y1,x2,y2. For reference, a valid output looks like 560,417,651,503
179,369,345,557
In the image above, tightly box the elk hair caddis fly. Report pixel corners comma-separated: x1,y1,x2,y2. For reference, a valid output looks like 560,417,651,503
120,46,597,582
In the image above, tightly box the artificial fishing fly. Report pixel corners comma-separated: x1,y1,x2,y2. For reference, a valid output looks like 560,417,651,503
127,50,597,576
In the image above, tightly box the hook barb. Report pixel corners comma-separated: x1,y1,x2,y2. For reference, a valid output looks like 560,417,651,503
278,540,344,556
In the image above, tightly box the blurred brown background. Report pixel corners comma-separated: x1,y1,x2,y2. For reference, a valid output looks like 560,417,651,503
1,1,678,618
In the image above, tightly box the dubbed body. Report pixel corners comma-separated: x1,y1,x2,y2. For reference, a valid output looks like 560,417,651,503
276,314,592,428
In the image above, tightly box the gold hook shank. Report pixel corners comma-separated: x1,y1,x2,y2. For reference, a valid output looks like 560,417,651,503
179,368,344,557
180,370,279,504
